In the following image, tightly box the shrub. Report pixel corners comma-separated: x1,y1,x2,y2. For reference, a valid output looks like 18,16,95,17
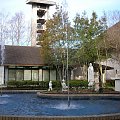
7,80,88,90
105,80,115,88
39,81,49,89
25,80,39,86
52,80,61,90
7,80,26,87
69,80,88,88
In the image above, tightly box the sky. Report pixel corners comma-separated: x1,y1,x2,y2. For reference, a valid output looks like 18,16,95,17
0,0,120,22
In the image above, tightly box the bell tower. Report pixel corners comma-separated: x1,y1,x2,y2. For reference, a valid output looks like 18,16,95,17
26,0,55,46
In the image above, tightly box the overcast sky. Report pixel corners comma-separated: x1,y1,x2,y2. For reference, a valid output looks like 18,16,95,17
1,0,120,22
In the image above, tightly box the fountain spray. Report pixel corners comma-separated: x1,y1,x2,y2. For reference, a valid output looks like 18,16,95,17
0,40,5,96
61,0,70,107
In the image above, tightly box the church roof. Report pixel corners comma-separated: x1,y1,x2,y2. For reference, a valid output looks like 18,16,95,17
1,45,45,66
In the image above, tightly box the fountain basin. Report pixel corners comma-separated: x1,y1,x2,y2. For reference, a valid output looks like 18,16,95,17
0,92,120,119
37,92,120,100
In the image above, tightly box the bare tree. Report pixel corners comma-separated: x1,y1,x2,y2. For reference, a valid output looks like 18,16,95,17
0,12,9,44
8,19,15,45
23,21,31,46
105,11,120,64
0,10,32,46
106,22,120,63
8,12,25,45
106,10,120,27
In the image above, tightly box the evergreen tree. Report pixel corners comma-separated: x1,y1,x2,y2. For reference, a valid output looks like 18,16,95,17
39,5,74,80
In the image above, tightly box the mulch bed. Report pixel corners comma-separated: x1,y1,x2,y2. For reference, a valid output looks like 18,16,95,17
43,88,120,94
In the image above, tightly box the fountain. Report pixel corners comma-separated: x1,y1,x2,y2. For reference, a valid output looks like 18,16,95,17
0,93,120,119
63,0,70,107
1,62,120,119
0,39,5,96
0,1,120,119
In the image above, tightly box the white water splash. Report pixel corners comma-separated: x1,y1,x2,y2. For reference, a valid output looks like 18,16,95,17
52,103,85,110
0,94,10,98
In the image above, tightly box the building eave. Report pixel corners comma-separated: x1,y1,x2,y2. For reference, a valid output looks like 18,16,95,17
26,0,56,6
3,64,46,66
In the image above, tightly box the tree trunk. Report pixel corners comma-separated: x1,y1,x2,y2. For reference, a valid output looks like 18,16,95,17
99,65,103,93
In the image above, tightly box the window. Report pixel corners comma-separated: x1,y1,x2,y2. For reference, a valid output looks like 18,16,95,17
9,70,15,80
50,70,56,80
16,70,24,81
24,70,31,80
32,70,39,81
43,70,49,81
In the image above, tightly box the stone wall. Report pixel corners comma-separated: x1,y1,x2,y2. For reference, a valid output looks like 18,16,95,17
0,114,120,120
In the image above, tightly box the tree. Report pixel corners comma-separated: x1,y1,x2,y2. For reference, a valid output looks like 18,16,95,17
0,10,32,46
8,12,25,45
23,21,31,46
39,4,110,92
39,4,74,81
73,11,108,64
105,11,120,64
106,10,120,27
73,11,108,90
0,12,9,44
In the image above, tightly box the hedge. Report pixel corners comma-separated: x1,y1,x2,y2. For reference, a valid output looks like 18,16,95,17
105,80,115,88
7,80,88,90
69,80,88,88
7,80,48,89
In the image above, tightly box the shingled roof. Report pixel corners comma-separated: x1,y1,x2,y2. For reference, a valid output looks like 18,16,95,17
2,45,45,66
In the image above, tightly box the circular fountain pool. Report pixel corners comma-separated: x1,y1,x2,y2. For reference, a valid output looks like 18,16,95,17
0,93,120,116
